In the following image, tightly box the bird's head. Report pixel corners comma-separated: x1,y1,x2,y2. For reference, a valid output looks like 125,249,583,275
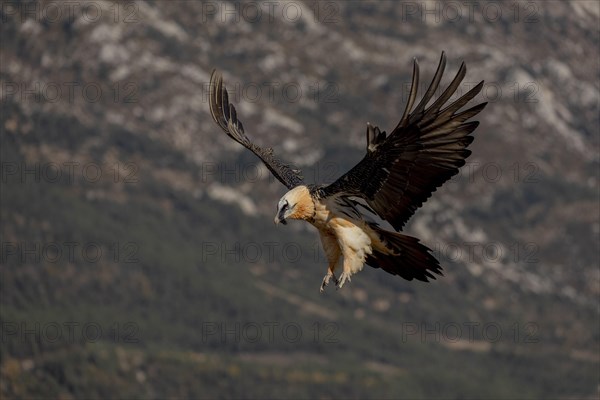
274,185,314,225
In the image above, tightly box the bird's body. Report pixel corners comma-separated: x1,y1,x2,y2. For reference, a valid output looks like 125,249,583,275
275,184,441,290
209,52,487,291
278,185,374,288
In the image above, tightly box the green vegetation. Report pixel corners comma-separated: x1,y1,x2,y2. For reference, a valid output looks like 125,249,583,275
1,1,598,396
1,102,597,399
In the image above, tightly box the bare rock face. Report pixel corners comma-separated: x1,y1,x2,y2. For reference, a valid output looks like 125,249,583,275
1,1,598,399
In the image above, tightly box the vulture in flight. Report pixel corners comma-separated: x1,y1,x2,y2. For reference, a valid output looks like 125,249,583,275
209,52,487,291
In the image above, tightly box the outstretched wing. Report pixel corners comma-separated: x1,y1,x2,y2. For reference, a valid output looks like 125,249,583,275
319,52,487,230
209,70,304,189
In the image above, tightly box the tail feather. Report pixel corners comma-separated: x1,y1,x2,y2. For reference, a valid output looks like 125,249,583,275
366,224,442,282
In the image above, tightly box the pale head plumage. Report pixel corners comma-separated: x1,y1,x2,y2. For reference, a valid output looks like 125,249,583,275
274,185,314,224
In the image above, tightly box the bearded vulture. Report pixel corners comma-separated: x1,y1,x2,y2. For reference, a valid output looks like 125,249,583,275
209,52,487,291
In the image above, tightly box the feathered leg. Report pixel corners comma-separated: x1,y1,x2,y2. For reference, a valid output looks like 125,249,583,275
319,232,341,292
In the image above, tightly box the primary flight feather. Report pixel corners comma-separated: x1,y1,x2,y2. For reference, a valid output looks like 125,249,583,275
209,52,487,291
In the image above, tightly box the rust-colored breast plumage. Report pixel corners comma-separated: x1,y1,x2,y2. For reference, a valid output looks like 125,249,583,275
287,186,315,221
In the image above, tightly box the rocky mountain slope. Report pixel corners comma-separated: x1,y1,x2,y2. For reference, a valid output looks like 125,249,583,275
1,1,598,398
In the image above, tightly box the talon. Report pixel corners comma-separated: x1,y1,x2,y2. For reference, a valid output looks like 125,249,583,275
320,272,338,293
320,280,327,293
336,272,351,289
332,274,339,286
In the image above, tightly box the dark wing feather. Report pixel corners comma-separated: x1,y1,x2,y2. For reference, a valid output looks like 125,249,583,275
209,69,304,189
319,52,487,230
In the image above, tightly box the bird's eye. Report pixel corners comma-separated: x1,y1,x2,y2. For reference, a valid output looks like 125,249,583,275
279,201,289,212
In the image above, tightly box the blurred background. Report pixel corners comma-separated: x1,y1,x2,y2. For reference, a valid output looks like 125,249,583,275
1,1,598,398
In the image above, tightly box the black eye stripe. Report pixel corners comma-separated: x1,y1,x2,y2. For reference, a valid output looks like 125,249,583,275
279,201,294,212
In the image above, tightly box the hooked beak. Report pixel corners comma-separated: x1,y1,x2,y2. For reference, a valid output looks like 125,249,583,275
274,209,287,225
